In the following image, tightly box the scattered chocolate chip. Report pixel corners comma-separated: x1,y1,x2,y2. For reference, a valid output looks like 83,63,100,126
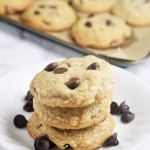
85,21,92,27
66,78,80,89
106,20,114,26
25,90,33,101
13,114,28,128
103,133,119,147
64,144,71,149
43,20,50,25
87,62,100,70
118,101,130,114
53,67,68,74
121,112,135,123
39,5,45,8
145,0,149,2
34,136,56,150
88,14,94,18
34,10,41,15
23,101,34,112
111,102,119,115
44,62,58,72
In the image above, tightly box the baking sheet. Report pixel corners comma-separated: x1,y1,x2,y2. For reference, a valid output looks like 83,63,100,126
0,14,150,61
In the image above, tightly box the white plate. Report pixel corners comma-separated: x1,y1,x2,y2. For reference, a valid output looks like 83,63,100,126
0,59,150,150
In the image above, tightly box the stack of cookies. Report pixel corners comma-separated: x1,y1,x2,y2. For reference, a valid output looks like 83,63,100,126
27,55,115,149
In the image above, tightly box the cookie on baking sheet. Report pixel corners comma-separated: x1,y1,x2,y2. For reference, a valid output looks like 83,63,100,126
71,13,132,49
0,0,35,15
21,0,77,32
27,113,115,150
112,0,150,26
30,55,114,107
33,96,111,129
71,0,117,14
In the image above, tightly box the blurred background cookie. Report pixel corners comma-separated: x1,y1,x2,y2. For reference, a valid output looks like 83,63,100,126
112,0,150,26
21,0,77,32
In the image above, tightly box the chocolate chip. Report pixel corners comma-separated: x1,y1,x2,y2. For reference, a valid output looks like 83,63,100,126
34,136,56,150
44,62,58,72
145,0,149,2
87,62,100,70
39,5,45,8
34,10,40,15
23,101,34,112
88,14,94,18
85,21,92,27
121,112,135,123
49,5,57,8
25,90,33,101
111,102,119,115
118,101,130,114
13,114,28,128
66,78,80,89
103,133,119,147
64,144,71,149
5,6,9,14
106,20,114,26
43,20,50,25
53,67,68,74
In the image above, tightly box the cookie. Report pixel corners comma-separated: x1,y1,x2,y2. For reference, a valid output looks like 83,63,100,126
33,96,111,129
21,0,77,31
71,13,132,49
30,55,114,107
27,113,115,150
112,0,150,26
72,0,117,14
0,0,35,15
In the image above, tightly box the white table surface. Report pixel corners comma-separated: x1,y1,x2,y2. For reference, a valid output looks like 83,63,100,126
0,21,150,150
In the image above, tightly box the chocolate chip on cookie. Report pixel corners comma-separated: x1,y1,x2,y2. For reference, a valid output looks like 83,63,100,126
111,102,119,115
88,14,95,18
43,20,50,25
49,5,57,8
34,136,56,150
103,133,119,147
39,5,45,8
44,62,58,72
13,114,28,128
121,112,135,123
25,90,33,101
87,62,100,70
34,10,41,15
66,78,80,89
23,101,34,112
106,20,114,26
53,67,68,74
85,21,92,27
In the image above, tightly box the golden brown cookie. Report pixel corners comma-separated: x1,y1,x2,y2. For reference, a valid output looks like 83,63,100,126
33,96,111,129
27,113,115,150
30,55,114,107
21,0,77,31
71,13,132,49
0,0,35,15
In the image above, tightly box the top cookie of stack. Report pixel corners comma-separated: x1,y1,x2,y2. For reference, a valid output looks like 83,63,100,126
30,55,114,108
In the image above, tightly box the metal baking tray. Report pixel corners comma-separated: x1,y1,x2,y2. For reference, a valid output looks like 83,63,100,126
0,15,146,67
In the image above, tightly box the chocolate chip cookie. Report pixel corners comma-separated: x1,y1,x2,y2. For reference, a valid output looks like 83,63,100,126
71,13,132,49
112,0,150,26
72,0,117,13
21,0,77,31
33,96,111,129
0,0,35,15
27,113,115,150
30,55,114,107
